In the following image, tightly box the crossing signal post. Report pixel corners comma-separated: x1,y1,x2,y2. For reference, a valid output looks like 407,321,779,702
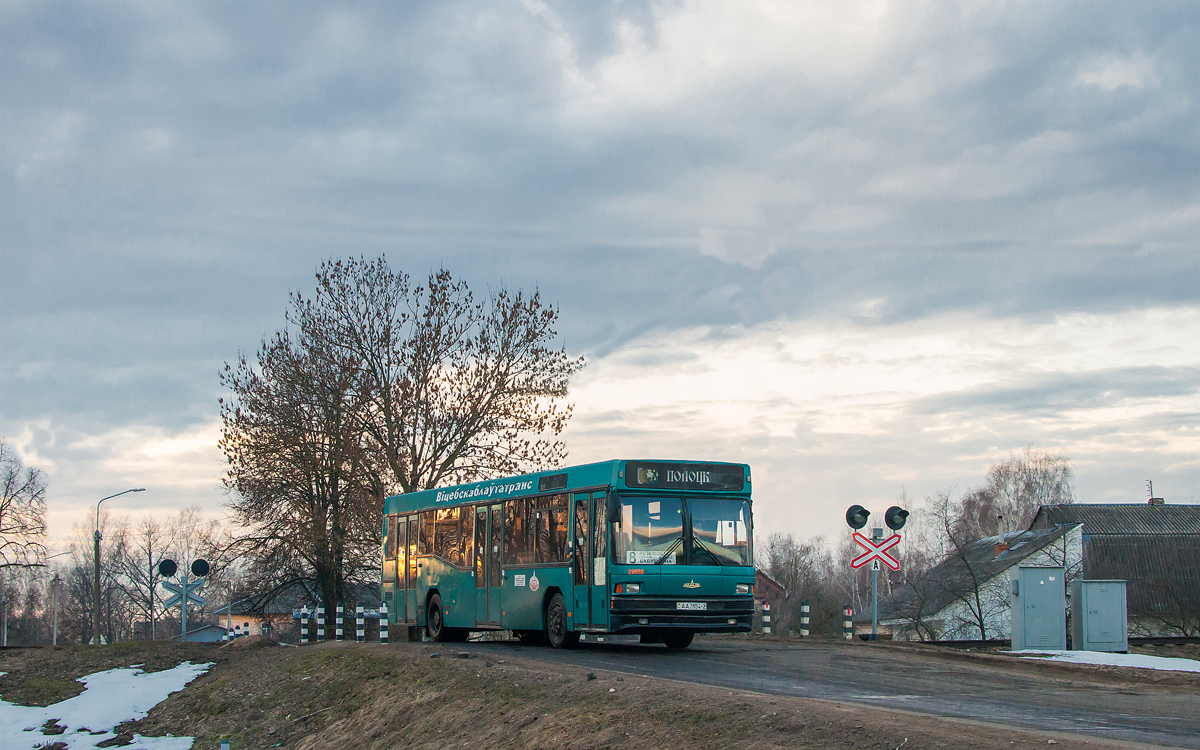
159,558,209,641
846,504,908,641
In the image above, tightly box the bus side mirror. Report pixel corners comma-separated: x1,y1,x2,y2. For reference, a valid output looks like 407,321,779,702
606,495,619,523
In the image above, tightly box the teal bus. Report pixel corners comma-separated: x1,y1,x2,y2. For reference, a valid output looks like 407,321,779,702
381,459,755,649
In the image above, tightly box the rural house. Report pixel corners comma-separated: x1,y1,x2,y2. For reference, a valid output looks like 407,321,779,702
1029,502,1200,636
861,523,1082,641
219,581,382,638
753,569,786,634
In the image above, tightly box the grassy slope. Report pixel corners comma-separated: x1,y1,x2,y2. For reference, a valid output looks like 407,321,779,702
1,639,1160,750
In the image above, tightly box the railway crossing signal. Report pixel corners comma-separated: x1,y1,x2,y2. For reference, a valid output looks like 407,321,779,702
160,579,206,609
158,558,209,641
884,505,910,531
845,505,908,641
851,532,902,571
845,505,870,529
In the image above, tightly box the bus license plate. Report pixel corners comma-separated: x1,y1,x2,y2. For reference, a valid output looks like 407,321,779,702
676,602,707,611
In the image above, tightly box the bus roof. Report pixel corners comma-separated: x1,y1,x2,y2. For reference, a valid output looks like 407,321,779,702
383,459,752,515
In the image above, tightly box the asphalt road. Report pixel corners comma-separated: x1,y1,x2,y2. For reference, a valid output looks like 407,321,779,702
470,637,1200,748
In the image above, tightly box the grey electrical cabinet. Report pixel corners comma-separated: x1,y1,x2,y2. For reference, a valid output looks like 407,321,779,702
1010,566,1066,650
1071,580,1128,653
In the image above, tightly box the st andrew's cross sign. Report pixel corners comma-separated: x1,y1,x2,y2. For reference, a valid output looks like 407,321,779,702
850,532,901,571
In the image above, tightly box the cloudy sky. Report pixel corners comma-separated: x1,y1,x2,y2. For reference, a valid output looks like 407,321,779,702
2,0,1198,547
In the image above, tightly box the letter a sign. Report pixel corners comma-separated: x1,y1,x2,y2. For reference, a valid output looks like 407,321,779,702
851,532,901,571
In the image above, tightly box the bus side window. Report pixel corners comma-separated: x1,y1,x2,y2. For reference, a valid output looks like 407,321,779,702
459,506,474,569
593,495,607,562
408,516,419,585
419,511,435,556
541,494,569,564
505,498,526,565
476,508,487,581
398,516,406,589
434,507,459,563
490,506,503,586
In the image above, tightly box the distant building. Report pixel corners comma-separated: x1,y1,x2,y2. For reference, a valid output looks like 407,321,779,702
862,524,1082,641
753,570,786,634
218,581,382,638
1029,502,1200,636
170,624,229,643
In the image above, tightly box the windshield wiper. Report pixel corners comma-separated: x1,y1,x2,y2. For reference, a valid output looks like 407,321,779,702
691,539,733,566
653,537,684,565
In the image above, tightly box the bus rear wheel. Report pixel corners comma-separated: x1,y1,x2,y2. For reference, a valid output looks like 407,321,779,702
544,593,579,649
427,594,449,642
663,631,694,650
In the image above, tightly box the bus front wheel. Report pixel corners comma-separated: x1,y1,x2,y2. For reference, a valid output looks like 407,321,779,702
663,630,694,650
544,593,579,649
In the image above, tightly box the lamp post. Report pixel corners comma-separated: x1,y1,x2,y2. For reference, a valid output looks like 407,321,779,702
50,573,63,646
94,488,145,645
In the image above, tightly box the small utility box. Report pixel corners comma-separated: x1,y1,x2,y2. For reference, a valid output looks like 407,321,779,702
1010,566,1066,650
1071,580,1127,652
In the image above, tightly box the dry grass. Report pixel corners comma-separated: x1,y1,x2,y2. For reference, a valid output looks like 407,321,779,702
1,639,1159,750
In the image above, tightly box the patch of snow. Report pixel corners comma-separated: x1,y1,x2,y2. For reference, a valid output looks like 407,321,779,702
0,661,212,749
1015,650,1200,673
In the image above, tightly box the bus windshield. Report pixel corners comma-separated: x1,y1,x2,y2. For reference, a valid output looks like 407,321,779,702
688,497,751,566
613,496,751,566
614,497,684,565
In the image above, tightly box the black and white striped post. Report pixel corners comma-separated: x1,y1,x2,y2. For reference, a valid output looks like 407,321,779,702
800,599,810,638
317,604,325,641
300,606,309,644
380,601,389,644
762,601,772,635
356,603,365,642
235,624,242,639
336,602,344,641
843,605,854,640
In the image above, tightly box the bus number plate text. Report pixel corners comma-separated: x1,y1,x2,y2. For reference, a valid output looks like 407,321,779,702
676,602,707,611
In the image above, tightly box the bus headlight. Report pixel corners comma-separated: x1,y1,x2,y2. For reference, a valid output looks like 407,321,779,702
736,583,751,594
625,582,641,594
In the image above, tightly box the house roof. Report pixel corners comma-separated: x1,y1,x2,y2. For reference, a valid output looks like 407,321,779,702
754,570,786,601
863,524,1077,624
1082,534,1200,616
1030,503,1200,535
219,581,381,616
1029,503,1200,618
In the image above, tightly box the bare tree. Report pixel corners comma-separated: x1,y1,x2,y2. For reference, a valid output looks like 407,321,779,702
920,449,1076,545
221,324,375,633
221,258,584,632
758,532,841,633
118,515,169,639
116,509,224,639
1,440,48,570
302,258,585,493
926,490,1000,640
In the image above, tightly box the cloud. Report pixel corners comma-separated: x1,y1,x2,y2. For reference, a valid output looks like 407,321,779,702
564,306,1200,540
20,419,229,548
1076,52,1159,92
1,1,1198,546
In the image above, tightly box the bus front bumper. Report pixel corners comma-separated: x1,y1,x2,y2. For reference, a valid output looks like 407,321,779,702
608,596,754,633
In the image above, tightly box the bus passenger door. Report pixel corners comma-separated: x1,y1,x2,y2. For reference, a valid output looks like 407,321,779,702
392,516,405,623
382,515,397,620
474,507,488,625
590,493,609,629
572,493,591,628
488,504,503,624
406,515,419,622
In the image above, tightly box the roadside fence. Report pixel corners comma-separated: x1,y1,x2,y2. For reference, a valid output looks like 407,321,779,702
290,603,391,644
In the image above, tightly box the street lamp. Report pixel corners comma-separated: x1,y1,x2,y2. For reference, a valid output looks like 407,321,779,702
94,488,145,645
50,574,63,646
